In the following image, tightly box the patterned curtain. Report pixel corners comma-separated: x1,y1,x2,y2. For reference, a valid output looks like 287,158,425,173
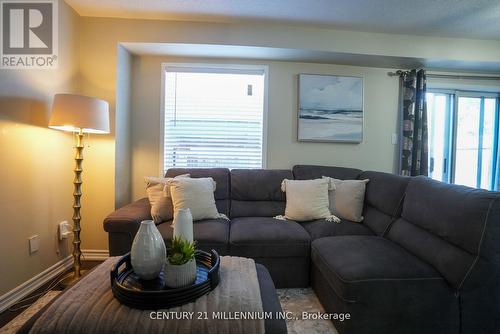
399,69,428,176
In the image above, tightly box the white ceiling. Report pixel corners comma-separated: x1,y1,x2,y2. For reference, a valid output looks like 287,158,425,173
66,0,500,40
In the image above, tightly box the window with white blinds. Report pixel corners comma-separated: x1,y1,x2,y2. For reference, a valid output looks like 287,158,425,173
162,65,266,172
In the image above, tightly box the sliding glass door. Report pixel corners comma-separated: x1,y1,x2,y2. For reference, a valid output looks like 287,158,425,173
427,92,453,182
427,91,499,190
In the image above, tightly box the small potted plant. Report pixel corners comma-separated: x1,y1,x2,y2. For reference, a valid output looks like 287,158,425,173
165,237,197,288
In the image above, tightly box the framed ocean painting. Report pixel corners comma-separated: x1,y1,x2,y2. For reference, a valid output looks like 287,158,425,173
298,74,363,143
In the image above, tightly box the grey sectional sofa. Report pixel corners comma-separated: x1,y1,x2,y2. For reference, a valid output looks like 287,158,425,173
103,165,500,334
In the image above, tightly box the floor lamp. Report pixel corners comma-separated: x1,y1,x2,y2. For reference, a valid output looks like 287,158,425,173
49,94,110,285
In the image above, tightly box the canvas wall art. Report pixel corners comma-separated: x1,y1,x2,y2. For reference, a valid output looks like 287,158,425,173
298,74,363,142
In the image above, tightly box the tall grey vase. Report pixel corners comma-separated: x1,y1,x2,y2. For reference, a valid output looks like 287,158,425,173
131,220,166,280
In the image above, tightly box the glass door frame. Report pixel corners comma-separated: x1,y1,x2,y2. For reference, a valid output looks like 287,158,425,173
427,89,500,190
451,91,500,190
427,89,454,183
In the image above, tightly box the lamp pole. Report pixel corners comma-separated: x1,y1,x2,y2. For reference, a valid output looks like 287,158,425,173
60,128,85,286
72,129,84,279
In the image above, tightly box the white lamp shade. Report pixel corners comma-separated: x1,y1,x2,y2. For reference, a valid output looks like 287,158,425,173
49,94,110,134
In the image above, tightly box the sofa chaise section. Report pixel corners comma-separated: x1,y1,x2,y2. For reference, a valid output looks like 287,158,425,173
311,175,500,334
311,235,457,334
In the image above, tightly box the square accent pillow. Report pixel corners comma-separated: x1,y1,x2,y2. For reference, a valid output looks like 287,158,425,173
280,178,338,222
166,177,223,221
322,176,369,222
145,174,189,223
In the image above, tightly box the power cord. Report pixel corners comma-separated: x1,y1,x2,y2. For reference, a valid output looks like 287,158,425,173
9,230,89,312
7,270,68,312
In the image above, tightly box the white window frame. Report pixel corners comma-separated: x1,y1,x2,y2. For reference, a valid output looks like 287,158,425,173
159,63,269,176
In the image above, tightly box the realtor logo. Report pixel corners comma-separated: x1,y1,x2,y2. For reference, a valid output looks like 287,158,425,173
1,0,58,68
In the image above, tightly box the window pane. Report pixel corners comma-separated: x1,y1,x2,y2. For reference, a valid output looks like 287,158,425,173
480,98,497,190
454,97,481,188
164,70,264,171
426,92,450,182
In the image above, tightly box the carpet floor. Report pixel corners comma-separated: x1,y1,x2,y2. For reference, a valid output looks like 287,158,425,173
1,288,337,334
0,291,61,334
277,288,338,334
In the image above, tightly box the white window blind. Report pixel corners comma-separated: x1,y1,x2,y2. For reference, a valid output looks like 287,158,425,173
163,66,265,171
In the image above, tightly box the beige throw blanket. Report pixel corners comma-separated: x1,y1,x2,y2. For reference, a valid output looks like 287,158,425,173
29,256,265,334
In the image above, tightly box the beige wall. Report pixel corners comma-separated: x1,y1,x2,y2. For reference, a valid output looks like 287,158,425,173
130,56,399,200
0,1,80,295
115,46,133,208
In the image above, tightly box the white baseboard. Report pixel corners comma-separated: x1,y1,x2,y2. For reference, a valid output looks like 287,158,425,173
82,249,109,261
0,250,109,313
0,255,72,313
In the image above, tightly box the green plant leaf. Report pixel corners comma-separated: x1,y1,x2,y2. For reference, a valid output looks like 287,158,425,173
167,236,197,265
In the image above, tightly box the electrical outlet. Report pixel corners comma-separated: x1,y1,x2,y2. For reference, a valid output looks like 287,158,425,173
29,235,39,254
58,221,71,240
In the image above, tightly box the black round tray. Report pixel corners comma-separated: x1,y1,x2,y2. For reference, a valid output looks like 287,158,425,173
110,249,220,309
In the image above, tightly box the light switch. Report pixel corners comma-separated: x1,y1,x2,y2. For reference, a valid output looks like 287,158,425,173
391,133,398,145
29,235,39,254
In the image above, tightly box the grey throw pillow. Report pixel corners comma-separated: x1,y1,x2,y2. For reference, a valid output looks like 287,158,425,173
322,176,369,222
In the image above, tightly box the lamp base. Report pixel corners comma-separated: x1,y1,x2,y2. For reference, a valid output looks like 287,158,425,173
59,269,89,288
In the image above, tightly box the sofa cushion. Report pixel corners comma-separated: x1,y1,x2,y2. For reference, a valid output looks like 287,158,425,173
293,165,362,180
165,168,230,216
301,219,374,240
157,218,229,255
229,217,310,258
357,171,409,235
387,176,500,290
230,169,292,218
311,236,446,302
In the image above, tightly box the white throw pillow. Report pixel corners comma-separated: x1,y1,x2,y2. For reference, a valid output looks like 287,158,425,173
145,174,190,223
322,176,369,222
280,178,339,222
166,177,222,221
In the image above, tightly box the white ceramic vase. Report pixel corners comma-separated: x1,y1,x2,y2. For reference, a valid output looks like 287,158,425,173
165,259,197,288
131,220,166,280
173,208,194,242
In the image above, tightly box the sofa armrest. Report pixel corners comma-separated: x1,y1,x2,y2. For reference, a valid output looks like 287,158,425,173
103,198,152,235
